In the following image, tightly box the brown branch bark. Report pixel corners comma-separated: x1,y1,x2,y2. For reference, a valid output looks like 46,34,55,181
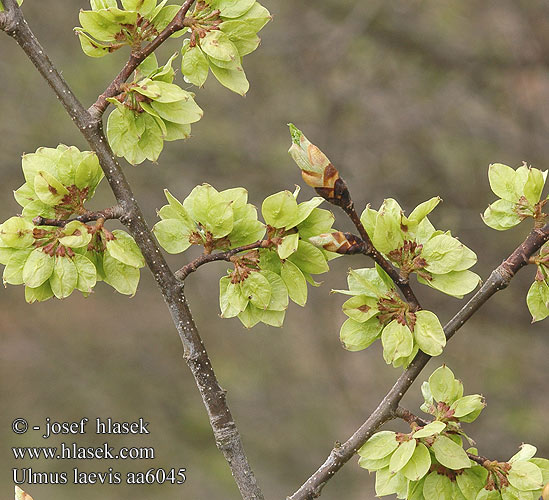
288,222,549,500
175,240,269,281
88,0,196,120
32,205,124,227
0,2,263,499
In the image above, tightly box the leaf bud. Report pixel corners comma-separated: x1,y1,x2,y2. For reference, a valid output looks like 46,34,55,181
309,232,365,254
288,124,350,208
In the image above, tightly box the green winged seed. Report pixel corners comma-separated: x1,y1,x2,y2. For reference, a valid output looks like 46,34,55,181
389,439,417,474
375,467,408,498
510,444,537,464
413,420,446,439
450,395,485,420
413,310,446,356
0,217,34,248
423,471,456,500
153,219,194,254
25,281,54,304
103,252,140,296
3,250,32,285
342,295,379,323
401,442,431,481
280,260,307,306
262,191,299,229
381,320,414,365
456,467,489,500
489,163,523,203
73,253,97,293
181,45,210,87
429,365,459,403
219,276,248,318
277,233,299,259
358,453,392,471
260,270,289,312
482,199,523,231
58,221,92,249
22,249,55,288
358,431,399,460
287,240,329,275
240,272,271,309
209,61,250,95
106,230,145,268
508,461,543,491
526,281,549,322
50,256,78,299
431,435,471,470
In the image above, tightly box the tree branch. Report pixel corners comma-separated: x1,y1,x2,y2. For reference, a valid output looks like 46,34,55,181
32,205,124,227
175,240,269,281
88,0,196,120
0,3,263,499
288,223,549,500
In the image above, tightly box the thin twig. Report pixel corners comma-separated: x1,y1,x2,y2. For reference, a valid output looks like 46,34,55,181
33,205,124,227
0,3,264,499
88,0,196,119
288,223,549,500
175,240,269,281
344,203,422,310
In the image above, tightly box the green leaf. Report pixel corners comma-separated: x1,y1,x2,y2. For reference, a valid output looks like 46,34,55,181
287,240,329,275
3,249,32,285
262,191,299,229
526,281,549,322
50,256,78,299
181,45,210,87
0,217,34,248
401,442,431,481
22,249,55,288
277,233,299,259
219,275,248,318
413,421,446,439
25,281,54,303
423,471,456,500
429,365,459,403
280,260,308,306
73,254,97,293
106,230,145,268
482,199,523,231
261,270,289,311
390,439,417,474
209,60,250,95
358,431,399,460
340,317,382,351
342,295,379,323
431,435,471,470
240,272,271,309
153,219,193,254
418,270,481,298
381,320,414,365
103,252,140,296
413,310,446,357
489,163,522,202
508,461,543,491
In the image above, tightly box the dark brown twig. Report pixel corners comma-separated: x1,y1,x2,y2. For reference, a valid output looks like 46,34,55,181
0,3,263,499
288,223,549,500
88,0,196,119
33,205,124,227
175,240,269,281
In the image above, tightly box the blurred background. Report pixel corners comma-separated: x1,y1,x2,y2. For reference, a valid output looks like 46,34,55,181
1,0,548,499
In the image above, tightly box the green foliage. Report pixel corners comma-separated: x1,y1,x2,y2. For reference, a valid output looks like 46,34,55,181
75,0,179,57
181,0,271,94
0,146,145,301
106,54,203,165
334,265,446,366
358,366,547,500
482,163,547,231
360,198,481,298
153,184,337,328
526,242,549,322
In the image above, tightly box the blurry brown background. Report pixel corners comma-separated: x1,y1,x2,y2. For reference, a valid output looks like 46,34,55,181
1,1,548,499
